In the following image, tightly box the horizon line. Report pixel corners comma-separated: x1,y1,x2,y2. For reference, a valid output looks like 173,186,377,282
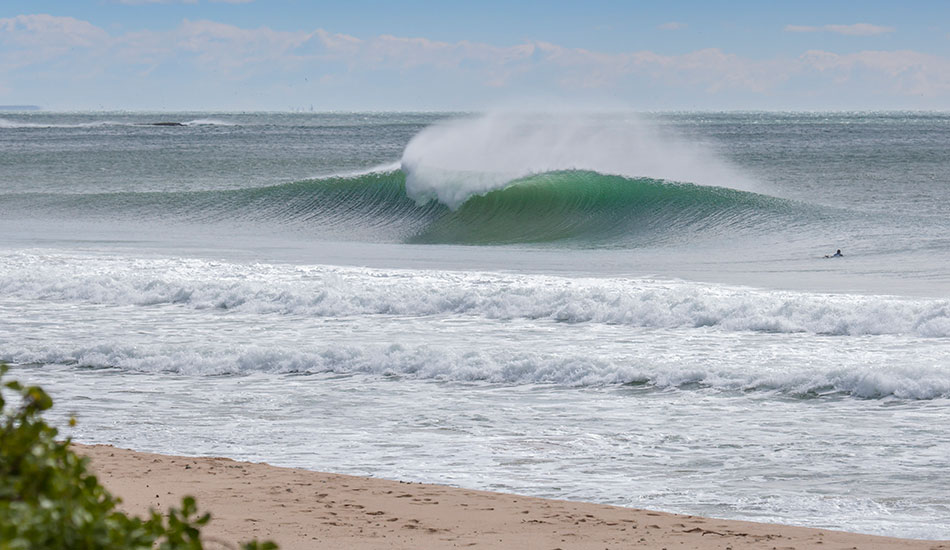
5,108,950,115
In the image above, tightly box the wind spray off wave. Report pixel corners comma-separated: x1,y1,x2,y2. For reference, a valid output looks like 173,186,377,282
400,111,758,209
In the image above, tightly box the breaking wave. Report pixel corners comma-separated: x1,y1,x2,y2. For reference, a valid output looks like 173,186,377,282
4,339,949,400
0,168,802,246
2,252,948,338
2,253,949,399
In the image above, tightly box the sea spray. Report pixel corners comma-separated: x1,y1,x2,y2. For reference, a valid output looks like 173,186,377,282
400,111,757,209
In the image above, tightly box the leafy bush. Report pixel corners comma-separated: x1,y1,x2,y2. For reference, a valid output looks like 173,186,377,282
0,364,277,550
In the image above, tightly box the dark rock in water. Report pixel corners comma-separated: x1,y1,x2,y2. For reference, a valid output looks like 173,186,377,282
150,122,186,126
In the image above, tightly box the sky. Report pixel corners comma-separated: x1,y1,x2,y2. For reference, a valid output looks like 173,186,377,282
2,0,950,111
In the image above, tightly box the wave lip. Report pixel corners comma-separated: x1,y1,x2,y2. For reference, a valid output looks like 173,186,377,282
401,111,758,209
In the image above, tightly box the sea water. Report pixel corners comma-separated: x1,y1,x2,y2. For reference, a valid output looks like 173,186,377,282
1,111,948,539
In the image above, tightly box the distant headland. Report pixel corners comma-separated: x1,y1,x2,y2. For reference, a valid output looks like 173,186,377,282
0,105,41,111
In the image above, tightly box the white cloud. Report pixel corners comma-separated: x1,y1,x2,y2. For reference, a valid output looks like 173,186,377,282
116,0,199,4
825,23,894,36
785,23,894,36
0,14,110,47
2,13,949,108
658,22,687,31
784,25,819,33
0,14,112,69
800,49,950,96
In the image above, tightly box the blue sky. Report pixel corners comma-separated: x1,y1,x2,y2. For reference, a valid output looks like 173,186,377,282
2,0,950,110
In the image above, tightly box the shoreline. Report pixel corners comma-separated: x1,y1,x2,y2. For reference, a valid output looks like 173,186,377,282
75,444,948,550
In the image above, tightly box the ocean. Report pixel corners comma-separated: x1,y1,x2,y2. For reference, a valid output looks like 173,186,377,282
1,110,948,539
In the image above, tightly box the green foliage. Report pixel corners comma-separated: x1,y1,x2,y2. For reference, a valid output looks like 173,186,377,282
0,364,278,550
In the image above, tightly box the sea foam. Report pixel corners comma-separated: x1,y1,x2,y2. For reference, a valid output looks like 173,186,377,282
3,255,950,398
4,337,950,399
1,252,948,338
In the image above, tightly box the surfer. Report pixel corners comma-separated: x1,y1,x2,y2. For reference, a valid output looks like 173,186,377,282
824,249,843,258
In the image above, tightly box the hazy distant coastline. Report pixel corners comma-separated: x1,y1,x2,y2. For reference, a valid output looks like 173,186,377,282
0,105,41,111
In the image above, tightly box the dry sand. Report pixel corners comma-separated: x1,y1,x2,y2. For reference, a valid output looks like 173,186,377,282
76,444,948,550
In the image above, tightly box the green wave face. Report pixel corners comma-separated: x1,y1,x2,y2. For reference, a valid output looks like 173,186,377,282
2,169,802,247
410,171,795,246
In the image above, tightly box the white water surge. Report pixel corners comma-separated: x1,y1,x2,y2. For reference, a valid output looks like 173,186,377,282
2,251,950,400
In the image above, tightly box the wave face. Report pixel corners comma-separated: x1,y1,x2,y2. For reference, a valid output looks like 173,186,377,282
411,170,790,245
3,168,801,247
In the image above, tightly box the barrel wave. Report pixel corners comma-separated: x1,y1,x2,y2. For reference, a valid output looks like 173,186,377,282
410,170,793,245
4,168,803,247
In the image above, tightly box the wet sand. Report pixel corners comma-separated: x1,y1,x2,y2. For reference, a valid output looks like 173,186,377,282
76,444,949,550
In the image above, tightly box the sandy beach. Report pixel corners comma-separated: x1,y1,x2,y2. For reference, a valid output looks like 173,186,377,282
75,444,948,550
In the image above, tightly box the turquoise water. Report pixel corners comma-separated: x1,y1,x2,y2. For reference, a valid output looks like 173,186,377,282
1,111,949,538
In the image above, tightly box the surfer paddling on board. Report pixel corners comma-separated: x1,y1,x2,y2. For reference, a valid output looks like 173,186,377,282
824,249,843,258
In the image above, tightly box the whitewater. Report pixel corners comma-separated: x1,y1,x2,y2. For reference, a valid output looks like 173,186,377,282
1,110,949,539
